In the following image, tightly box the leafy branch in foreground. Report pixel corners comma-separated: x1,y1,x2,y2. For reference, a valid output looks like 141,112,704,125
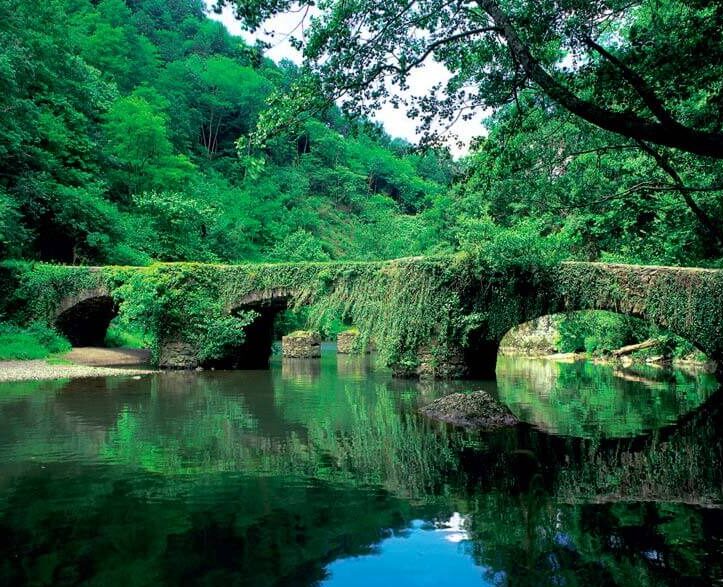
228,0,723,158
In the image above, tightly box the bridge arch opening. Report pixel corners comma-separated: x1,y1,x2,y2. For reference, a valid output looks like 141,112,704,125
489,310,719,438
496,310,711,366
456,305,718,382
55,294,117,347
219,291,299,369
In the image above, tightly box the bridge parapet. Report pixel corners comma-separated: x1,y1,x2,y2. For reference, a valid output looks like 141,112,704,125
5,259,722,378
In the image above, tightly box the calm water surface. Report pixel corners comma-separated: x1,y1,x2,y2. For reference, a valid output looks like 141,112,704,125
0,350,721,586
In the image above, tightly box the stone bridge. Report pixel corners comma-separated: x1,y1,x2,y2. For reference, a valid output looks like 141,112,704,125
5,258,723,378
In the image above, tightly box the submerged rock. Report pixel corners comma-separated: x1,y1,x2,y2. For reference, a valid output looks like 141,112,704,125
420,391,518,430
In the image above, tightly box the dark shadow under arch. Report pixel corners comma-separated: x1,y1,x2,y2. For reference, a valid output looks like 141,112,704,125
55,295,117,347
220,293,295,369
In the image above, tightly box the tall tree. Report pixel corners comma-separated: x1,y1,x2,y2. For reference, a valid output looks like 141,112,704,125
223,0,723,159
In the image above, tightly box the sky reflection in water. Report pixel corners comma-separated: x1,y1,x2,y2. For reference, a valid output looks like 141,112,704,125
0,351,720,586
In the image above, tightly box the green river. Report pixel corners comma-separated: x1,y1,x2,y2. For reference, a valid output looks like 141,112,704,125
0,349,721,586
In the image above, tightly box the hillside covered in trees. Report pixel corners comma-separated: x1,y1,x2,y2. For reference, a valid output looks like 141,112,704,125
0,0,455,264
2,0,721,269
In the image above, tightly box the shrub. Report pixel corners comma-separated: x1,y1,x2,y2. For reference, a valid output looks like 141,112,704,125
557,311,634,355
105,324,149,349
0,322,71,360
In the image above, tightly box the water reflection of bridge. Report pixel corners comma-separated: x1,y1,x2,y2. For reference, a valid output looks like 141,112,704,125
1,356,722,584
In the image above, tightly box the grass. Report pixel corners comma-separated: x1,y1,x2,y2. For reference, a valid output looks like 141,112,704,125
0,322,71,360
104,324,149,349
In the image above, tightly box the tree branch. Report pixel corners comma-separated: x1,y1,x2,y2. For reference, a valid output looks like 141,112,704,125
476,0,723,159
583,37,678,128
636,140,723,246
391,26,501,75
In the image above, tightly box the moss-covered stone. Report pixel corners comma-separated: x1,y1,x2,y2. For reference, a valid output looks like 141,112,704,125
282,331,321,358
337,329,364,354
420,391,519,429
3,258,722,378
158,341,199,369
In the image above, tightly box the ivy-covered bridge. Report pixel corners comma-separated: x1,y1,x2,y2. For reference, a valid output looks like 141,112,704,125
2,258,722,378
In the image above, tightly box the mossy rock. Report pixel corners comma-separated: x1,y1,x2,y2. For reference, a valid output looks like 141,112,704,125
420,391,518,429
282,331,321,358
285,330,320,339
337,329,366,354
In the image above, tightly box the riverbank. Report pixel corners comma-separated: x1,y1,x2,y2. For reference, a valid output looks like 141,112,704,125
500,348,718,374
0,361,156,382
0,347,155,382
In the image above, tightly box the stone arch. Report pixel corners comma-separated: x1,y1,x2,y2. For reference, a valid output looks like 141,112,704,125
54,287,117,347
220,289,302,369
459,263,723,379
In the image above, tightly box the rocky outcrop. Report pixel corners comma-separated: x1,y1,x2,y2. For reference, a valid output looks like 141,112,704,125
282,331,321,358
499,315,559,356
420,391,518,429
337,330,364,354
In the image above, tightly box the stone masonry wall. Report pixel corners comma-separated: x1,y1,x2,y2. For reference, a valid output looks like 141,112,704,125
282,331,321,358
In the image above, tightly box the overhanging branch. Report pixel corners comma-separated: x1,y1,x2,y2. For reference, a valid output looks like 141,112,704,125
476,0,723,159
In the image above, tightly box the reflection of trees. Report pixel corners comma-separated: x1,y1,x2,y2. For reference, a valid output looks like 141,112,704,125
99,377,468,497
556,401,723,506
462,492,722,586
0,371,467,585
1,360,723,585
1,369,470,494
496,357,718,438
0,464,424,586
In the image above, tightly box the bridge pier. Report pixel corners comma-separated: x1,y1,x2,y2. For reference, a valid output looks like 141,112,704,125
390,339,500,380
465,340,501,380
158,339,200,369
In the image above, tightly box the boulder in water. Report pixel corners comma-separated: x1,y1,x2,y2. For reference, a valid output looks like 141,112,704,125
420,391,518,430
282,331,321,358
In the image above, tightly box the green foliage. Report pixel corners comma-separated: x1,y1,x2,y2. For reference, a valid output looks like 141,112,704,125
130,191,218,261
103,90,196,196
3,0,721,271
0,0,453,265
557,312,640,354
113,264,257,362
0,322,70,360
104,324,148,349
269,230,330,262
235,0,723,163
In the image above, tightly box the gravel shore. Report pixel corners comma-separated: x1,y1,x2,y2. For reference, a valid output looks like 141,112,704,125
0,360,156,382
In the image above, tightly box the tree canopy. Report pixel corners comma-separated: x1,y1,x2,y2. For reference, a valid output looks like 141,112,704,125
223,0,723,255
0,0,454,264
0,0,720,268
225,0,723,157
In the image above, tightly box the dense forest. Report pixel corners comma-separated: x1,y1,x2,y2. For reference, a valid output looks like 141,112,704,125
1,0,722,360
1,0,721,269
0,0,455,264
